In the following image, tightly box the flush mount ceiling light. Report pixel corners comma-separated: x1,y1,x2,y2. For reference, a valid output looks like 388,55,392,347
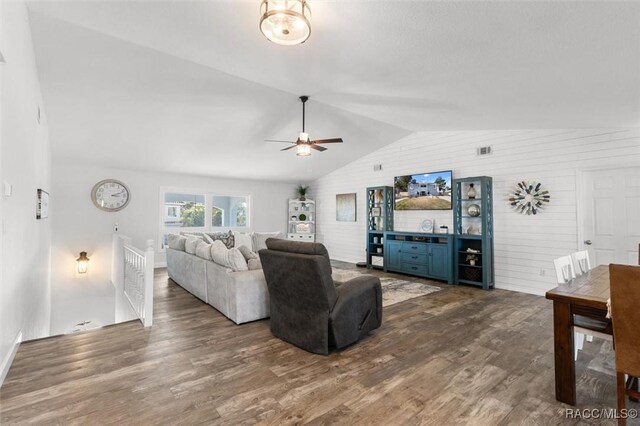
260,0,311,46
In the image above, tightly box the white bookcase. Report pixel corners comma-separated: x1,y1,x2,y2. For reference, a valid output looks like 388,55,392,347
288,199,315,243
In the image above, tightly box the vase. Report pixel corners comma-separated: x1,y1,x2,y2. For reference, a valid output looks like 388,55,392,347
467,183,477,199
470,260,476,266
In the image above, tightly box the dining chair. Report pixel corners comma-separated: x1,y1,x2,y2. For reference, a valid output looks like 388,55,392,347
553,256,585,359
571,250,592,275
570,250,596,342
553,255,575,284
609,264,640,426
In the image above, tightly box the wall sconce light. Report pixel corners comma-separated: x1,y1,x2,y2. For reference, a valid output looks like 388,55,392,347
76,251,89,274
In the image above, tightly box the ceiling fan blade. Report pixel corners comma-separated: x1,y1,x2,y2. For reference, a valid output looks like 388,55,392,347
311,138,343,144
310,144,327,152
280,145,297,151
265,139,296,144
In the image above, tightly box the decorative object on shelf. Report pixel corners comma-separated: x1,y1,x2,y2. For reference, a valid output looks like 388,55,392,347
36,189,49,219
296,185,308,201
76,251,90,274
295,223,311,233
266,96,343,156
467,203,481,217
91,179,130,212
371,206,382,217
290,215,297,221
336,193,357,222
439,225,449,234
464,267,482,282
508,180,550,215
467,182,477,199
466,253,478,266
298,213,307,221
260,0,311,46
420,219,434,233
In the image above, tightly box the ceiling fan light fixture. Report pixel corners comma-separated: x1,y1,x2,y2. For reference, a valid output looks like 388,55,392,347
299,132,309,142
260,0,311,46
296,144,311,156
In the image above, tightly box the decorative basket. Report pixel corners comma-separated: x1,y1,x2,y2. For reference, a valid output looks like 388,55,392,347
463,266,482,282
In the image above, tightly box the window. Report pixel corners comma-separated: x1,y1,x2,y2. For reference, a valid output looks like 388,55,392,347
163,193,205,228
235,202,247,227
212,206,224,227
160,188,250,250
211,196,249,227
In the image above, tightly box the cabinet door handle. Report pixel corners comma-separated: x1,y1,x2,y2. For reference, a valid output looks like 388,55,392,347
411,255,418,259
411,266,417,270
411,246,418,249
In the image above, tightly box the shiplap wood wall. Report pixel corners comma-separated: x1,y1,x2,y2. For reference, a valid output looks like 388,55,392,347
310,128,640,295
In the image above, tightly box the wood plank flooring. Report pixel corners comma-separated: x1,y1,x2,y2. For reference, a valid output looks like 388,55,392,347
1,264,638,425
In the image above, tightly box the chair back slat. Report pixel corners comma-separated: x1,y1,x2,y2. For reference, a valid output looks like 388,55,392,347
609,264,640,378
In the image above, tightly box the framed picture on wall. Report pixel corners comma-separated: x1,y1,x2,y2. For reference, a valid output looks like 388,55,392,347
336,193,357,222
36,189,49,219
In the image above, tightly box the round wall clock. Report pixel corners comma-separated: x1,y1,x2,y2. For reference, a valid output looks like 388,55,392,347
91,179,131,212
508,180,550,215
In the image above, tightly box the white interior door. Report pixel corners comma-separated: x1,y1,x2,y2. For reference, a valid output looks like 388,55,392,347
582,168,640,266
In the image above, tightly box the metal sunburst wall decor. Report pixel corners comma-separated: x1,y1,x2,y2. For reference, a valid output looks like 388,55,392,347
508,181,550,215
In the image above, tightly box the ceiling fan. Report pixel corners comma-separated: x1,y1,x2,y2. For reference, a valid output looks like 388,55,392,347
265,96,343,156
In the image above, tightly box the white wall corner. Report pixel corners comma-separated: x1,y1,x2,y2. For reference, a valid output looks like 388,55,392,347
0,330,22,388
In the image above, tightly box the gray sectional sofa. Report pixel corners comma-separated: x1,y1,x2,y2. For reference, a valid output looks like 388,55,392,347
166,232,273,324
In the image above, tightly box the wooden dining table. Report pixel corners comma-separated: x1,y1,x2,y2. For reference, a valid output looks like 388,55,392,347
545,264,612,406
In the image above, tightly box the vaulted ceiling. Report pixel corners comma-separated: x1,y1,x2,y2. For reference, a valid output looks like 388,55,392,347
27,0,640,181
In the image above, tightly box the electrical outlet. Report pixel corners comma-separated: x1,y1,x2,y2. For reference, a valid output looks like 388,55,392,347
540,269,546,276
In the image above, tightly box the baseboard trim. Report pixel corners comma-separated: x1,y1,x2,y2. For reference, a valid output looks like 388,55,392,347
154,261,167,268
0,330,22,388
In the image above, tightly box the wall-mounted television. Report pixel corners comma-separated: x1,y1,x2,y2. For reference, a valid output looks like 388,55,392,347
394,170,453,210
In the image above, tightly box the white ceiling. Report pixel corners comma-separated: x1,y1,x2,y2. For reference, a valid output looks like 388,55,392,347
27,0,640,181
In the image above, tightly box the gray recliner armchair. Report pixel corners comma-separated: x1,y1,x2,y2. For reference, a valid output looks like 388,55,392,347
259,238,382,355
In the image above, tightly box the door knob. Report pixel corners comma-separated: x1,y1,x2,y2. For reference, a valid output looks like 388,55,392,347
584,240,593,245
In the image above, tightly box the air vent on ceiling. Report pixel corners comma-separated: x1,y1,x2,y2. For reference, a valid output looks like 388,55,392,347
477,146,492,156
373,164,383,172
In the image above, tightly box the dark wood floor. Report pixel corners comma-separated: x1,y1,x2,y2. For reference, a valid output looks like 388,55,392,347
1,264,637,425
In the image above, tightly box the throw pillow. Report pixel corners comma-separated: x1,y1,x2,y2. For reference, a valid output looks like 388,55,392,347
232,231,254,251
210,240,248,272
195,240,212,260
210,240,228,267
167,234,186,251
247,258,262,270
238,245,258,261
205,231,235,249
252,232,283,252
180,231,203,239
228,248,249,272
185,236,200,254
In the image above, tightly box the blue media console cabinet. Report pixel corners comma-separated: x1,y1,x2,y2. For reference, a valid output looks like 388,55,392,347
383,231,454,284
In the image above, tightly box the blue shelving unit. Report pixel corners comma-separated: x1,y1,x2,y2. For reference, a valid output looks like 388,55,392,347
366,186,394,269
453,176,494,289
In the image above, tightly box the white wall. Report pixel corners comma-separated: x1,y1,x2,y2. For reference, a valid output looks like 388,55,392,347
0,0,52,384
50,162,296,335
311,128,640,295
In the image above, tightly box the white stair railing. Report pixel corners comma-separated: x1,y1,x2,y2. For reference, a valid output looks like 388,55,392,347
112,234,154,327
